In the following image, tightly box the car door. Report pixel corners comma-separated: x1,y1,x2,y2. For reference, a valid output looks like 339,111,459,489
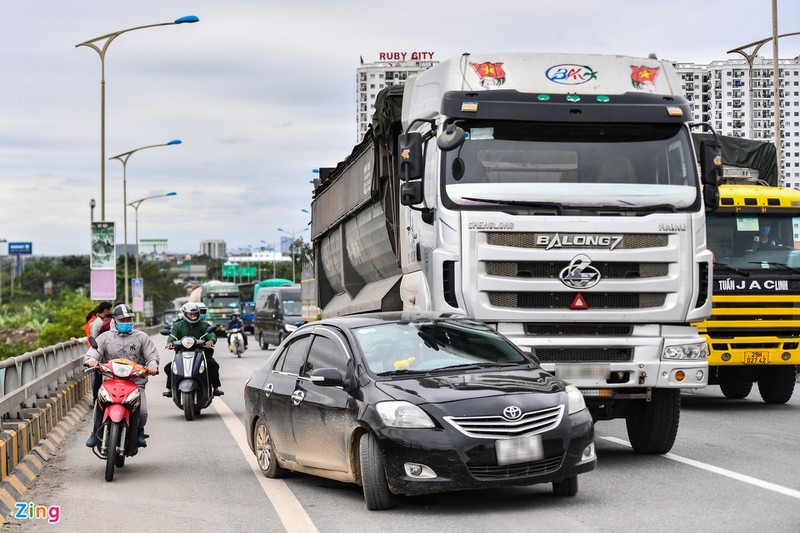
262,333,311,461
291,328,357,472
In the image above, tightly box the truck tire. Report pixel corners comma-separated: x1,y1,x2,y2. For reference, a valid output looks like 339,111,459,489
719,380,753,399
757,366,797,404
625,389,680,454
258,333,267,350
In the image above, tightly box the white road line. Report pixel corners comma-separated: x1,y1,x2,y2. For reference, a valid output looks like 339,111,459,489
211,399,319,533
601,436,800,500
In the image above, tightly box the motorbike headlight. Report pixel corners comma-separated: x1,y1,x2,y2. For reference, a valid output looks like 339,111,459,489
663,342,709,360
375,401,435,428
565,384,587,415
181,337,195,350
122,388,141,406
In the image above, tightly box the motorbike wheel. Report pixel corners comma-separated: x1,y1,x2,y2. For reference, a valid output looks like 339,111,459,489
183,391,194,421
105,421,122,482
235,339,242,358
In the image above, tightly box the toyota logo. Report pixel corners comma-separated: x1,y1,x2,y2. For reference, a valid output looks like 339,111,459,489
502,406,523,420
559,254,601,289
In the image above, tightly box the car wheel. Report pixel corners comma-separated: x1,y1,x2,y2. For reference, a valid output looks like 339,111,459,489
254,419,286,478
719,380,753,399
757,366,797,404
359,432,394,510
552,475,578,497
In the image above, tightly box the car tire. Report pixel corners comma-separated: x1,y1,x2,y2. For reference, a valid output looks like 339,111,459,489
757,366,796,404
552,475,578,497
719,380,753,399
624,389,680,454
254,419,286,478
359,432,394,510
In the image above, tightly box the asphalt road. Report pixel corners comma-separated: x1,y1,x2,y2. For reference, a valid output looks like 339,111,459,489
5,332,799,533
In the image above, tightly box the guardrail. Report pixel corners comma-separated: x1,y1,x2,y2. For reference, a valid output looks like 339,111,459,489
0,338,90,482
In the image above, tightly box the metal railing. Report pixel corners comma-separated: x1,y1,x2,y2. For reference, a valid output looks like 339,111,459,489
0,339,87,428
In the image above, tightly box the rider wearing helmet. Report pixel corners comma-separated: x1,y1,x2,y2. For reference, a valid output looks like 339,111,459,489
197,302,208,321
226,310,248,350
164,302,223,397
84,304,160,448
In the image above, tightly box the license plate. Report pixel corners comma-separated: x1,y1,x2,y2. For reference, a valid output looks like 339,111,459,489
496,435,544,466
744,351,769,364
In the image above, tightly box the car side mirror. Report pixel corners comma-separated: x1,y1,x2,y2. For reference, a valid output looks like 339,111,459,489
308,368,344,387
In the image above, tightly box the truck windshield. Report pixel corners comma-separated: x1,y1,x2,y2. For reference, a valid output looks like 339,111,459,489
442,122,698,210
706,213,800,268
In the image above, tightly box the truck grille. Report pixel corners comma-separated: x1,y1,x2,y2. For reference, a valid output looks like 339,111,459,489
536,347,633,363
487,261,667,279
487,233,668,249
524,324,633,336
489,292,665,309
444,405,564,439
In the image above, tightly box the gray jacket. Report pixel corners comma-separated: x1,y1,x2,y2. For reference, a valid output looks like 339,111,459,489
84,329,160,384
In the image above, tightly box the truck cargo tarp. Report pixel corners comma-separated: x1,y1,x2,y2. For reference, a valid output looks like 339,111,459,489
692,133,778,186
372,85,404,152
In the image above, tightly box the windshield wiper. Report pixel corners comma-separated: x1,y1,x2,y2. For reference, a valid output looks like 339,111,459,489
714,262,750,277
434,362,521,372
461,197,564,214
376,369,426,376
747,261,800,274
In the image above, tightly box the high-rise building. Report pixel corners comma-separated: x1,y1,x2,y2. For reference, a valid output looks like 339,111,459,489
200,239,226,259
675,57,800,188
356,53,437,141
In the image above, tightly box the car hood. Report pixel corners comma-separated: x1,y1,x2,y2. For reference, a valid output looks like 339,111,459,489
373,368,562,404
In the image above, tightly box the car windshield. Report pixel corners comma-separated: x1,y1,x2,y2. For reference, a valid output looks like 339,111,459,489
354,318,531,375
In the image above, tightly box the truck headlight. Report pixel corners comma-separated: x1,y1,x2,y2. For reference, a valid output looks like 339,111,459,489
376,401,435,428
663,342,709,360
565,384,587,415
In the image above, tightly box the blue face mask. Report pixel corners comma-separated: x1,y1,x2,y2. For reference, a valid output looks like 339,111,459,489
116,322,134,333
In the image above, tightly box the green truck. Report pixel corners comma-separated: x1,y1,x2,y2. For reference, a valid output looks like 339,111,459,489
189,281,242,333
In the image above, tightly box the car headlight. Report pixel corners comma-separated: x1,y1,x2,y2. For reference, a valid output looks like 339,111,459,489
375,401,435,428
565,384,587,415
285,324,298,332
663,342,709,360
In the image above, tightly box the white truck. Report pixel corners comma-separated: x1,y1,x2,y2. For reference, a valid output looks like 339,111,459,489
309,53,722,453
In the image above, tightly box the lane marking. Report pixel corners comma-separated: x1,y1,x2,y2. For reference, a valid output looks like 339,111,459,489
601,436,800,500
211,399,319,533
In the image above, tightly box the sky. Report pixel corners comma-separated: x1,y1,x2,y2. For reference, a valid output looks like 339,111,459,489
2,0,799,257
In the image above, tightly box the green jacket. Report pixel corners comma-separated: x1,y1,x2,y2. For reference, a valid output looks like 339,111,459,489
167,319,217,345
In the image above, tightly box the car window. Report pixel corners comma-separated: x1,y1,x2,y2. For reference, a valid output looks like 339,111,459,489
278,335,311,375
266,294,277,312
303,334,349,377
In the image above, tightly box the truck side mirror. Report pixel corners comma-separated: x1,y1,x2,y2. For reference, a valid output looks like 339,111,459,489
700,140,722,212
401,182,424,206
398,132,423,181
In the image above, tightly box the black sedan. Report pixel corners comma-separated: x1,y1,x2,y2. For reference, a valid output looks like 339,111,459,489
244,312,596,510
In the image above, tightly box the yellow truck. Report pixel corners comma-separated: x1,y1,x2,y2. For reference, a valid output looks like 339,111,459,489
696,134,798,403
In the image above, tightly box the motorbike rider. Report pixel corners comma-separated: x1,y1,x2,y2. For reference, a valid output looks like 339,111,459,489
226,311,248,350
84,304,159,448
163,302,224,397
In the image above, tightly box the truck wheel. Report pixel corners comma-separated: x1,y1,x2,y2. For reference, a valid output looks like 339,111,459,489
757,366,797,404
258,333,267,350
552,475,578,497
625,389,680,454
719,381,753,399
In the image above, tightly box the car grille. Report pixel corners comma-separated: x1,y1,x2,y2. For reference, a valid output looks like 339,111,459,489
468,456,563,480
444,405,564,439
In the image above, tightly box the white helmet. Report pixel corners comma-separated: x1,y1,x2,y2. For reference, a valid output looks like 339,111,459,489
182,302,200,323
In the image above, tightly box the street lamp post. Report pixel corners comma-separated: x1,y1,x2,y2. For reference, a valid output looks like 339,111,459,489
76,15,199,221
110,139,182,305
277,227,309,284
128,192,177,280
728,28,800,186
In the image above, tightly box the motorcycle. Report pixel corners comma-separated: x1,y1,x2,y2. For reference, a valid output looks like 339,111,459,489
227,327,245,358
163,327,216,421
85,356,150,482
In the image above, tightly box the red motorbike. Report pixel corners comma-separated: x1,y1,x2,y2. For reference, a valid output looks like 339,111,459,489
86,358,150,482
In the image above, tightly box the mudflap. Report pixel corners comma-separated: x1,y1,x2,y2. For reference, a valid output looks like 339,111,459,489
103,404,130,425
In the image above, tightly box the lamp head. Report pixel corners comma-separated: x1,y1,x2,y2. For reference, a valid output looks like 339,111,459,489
167,139,182,145
175,16,199,24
